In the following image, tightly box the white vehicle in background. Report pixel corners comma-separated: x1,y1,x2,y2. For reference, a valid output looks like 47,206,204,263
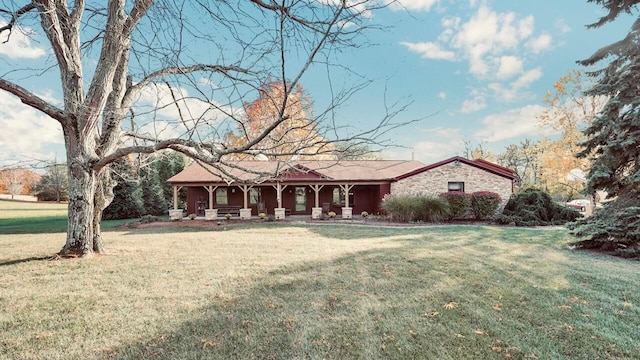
566,199,591,212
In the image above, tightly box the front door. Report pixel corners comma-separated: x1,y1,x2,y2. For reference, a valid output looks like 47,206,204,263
295,187,307,213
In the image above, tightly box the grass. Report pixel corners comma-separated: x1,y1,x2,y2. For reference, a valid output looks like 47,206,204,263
0,199,129,234
0,200,639,359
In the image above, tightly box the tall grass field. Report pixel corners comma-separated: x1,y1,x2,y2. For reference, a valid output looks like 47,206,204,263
0,200,638,359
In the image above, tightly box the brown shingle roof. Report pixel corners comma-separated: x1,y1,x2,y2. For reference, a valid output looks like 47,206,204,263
167,160,425,184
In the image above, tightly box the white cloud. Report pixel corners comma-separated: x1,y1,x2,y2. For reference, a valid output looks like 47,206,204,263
526,33,552,54
461,88,486,113
387,0,439,12
555,19,571,33
133,83,239,140
461,96,486,113
0,21,46,59
0,91,64,163
449,6,537,77
496,56,523,80
488,67,542,102
404,3,551,87
513,67,542,89
438,92,447,99
473,104,546,142
400,41,456,60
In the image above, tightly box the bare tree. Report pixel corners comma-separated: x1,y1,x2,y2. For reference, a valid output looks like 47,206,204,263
0,1,409,257
33,160,68,203
497,139,539,188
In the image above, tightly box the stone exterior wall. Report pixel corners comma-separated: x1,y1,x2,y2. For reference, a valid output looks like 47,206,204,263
391,162,513,208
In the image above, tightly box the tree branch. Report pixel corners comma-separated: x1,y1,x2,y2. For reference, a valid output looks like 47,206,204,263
0,2,36,43
0,79,70,125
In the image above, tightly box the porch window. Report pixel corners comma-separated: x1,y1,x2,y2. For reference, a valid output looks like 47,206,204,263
249,188,261,204
216,188,228,205
332,187,354,206
448,182,465,192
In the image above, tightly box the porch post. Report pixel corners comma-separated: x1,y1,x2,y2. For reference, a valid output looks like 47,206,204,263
238,185,251,209
168,186,184,220
204,185,218,209
339,184,354,219
204,186,218,220
310,184,324,219
310,184,323,207
173,186,183,210
339,184,354,208
272,182,288,208
272,182,287,219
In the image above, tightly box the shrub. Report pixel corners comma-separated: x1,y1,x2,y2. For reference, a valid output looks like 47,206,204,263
439,192,471,220
495,188,581,226
568,189,640,257
415,196,450,222
382,194,450,223
470,191,502,220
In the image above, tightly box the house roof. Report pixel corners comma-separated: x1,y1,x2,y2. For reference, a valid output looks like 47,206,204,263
167,160,426,185
395,156,519,181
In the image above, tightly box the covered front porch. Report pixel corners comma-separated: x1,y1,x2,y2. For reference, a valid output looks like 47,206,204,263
168,181,388,220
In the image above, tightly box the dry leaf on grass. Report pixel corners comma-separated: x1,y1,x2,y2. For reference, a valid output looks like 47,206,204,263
201,339,221,349
443,302,458,310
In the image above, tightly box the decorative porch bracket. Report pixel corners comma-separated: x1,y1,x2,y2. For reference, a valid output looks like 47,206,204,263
238,184,252,209
338,184,354,208
272,182,288,209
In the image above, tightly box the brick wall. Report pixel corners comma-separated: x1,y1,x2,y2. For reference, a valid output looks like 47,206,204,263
391,161,513,208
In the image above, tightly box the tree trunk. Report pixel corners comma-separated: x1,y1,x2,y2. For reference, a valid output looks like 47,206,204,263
59,160,97,257
92,168,116,254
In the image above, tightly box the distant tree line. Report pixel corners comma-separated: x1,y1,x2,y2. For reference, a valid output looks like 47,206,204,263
28,152,186,220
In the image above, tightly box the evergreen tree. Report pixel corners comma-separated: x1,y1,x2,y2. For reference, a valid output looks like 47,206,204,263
155,152,187,209
103,159,144,221
139,165,167,216
571,1,640,249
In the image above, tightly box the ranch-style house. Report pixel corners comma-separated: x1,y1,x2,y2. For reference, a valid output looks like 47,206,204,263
166,156,519,220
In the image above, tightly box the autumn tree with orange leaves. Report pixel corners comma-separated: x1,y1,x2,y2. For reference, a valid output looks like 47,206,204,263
0,167,41,199
224,81,335,161
537,69,606,200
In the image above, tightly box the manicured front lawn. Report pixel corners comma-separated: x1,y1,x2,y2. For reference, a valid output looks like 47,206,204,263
1,222,638,359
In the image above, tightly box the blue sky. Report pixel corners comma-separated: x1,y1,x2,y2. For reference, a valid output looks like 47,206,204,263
0,0,635,167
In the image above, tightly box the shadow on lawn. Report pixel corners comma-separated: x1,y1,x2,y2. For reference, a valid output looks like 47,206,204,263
101,230,634,360
0,255,55,267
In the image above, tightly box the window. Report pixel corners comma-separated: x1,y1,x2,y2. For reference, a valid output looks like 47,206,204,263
215,188,228,205
249,188,261,205
332,187,354,206
448,182,465,192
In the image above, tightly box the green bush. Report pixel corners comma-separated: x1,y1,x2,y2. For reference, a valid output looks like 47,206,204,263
382,194,450,223
569,189,640,257
470,191,502,220
496,188,581,226
439,192,471,220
